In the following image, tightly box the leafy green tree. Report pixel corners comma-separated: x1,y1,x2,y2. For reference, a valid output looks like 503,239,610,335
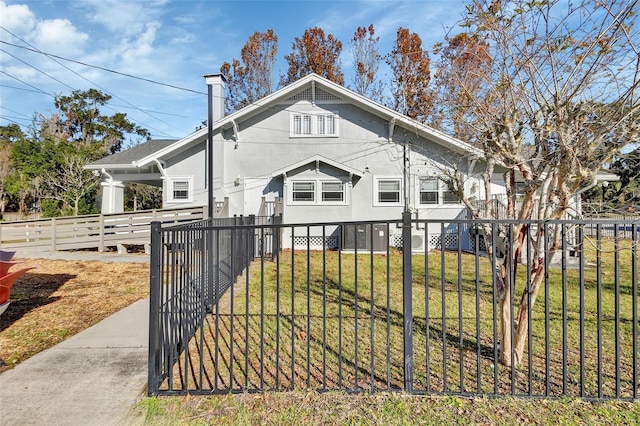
221,30,278,114
612,148,640,207
5,89,149,217
125,183,162,211
41,88,149,156
282,27,344,86
0,124,24,215
6,128,50,214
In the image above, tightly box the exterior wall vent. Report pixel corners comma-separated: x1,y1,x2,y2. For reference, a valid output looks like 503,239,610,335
287,87,342,102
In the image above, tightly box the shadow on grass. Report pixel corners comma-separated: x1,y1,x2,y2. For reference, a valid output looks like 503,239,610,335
0,272,76,332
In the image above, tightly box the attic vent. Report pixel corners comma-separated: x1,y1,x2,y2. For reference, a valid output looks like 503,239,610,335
288,88,312,101
287,87,342,102
315,88,341,101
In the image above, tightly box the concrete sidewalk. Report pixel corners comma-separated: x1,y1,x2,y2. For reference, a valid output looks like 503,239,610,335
0,298,149,425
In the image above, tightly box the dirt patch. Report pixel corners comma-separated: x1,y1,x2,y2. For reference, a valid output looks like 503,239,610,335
0,258,149,371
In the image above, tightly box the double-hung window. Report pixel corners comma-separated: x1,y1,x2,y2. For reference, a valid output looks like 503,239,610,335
292,181,315,202
321,182,344,202
290,179,346,205
291,111,338,137
419,178,439,204
168,178,192,202
375,178,402,206
418,177,460,205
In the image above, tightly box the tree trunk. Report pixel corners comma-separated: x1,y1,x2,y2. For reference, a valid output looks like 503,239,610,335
499,287,513,366
513,261,545,363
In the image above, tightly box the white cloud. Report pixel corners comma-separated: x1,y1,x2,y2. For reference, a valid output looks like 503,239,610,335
83,0,166,36
32,18,89,56
119,22,160,68
0,1,36,35
0,2,88,56
5,65,38,81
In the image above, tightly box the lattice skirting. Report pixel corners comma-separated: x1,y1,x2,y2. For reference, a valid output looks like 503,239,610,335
292,233,484,252
390,233,483,252
292,236,339,250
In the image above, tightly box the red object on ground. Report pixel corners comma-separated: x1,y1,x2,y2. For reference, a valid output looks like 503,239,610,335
0,266,36,314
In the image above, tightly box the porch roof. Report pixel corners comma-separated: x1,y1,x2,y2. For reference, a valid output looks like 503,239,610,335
270,154,364,178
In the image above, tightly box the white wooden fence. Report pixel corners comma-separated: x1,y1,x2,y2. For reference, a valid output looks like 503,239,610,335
0,206,207,252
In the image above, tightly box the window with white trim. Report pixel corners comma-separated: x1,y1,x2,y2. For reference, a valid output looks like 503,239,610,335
374,178,402,206
419,178,439,204
168,178,192,202
418,177,460,205
289,179,347,205
292,181,315,202
290,111,339,137
321,181,344,202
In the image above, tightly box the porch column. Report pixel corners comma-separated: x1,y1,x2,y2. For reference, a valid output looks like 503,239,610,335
101,180,124,214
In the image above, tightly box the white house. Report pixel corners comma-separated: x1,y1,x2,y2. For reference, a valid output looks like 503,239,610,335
86,73,611,251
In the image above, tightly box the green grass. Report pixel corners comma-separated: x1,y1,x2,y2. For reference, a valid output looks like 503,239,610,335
136,392,640,425
159,237,637,399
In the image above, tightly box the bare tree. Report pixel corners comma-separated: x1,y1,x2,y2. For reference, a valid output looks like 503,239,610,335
351,24,385,102
221,30,278,113
438,0,640,366
42,154,100,216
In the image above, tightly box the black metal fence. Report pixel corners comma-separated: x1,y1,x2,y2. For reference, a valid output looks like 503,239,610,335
148,214,639,400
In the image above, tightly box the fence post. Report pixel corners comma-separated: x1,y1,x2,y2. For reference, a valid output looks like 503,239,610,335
402,211,413,393
148,221,162,395
51,218,56,251
98,215,104,252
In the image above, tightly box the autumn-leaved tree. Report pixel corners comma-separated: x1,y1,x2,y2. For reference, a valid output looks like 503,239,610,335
351,24,384,102
432,32,492,142
386,27,433,122
282,27,344,86
438,0,640,366
221,30,278,114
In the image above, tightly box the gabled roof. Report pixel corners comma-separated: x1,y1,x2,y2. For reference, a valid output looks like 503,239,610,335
86,139,176,169
271,154,364,178
134,73,484,168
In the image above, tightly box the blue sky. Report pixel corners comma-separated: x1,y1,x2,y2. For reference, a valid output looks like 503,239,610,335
0,0,468,143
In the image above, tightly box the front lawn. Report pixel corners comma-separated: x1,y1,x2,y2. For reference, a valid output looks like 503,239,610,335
163,237,637,400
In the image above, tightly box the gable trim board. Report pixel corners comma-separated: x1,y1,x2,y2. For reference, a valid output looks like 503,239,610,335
271,154,364,179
